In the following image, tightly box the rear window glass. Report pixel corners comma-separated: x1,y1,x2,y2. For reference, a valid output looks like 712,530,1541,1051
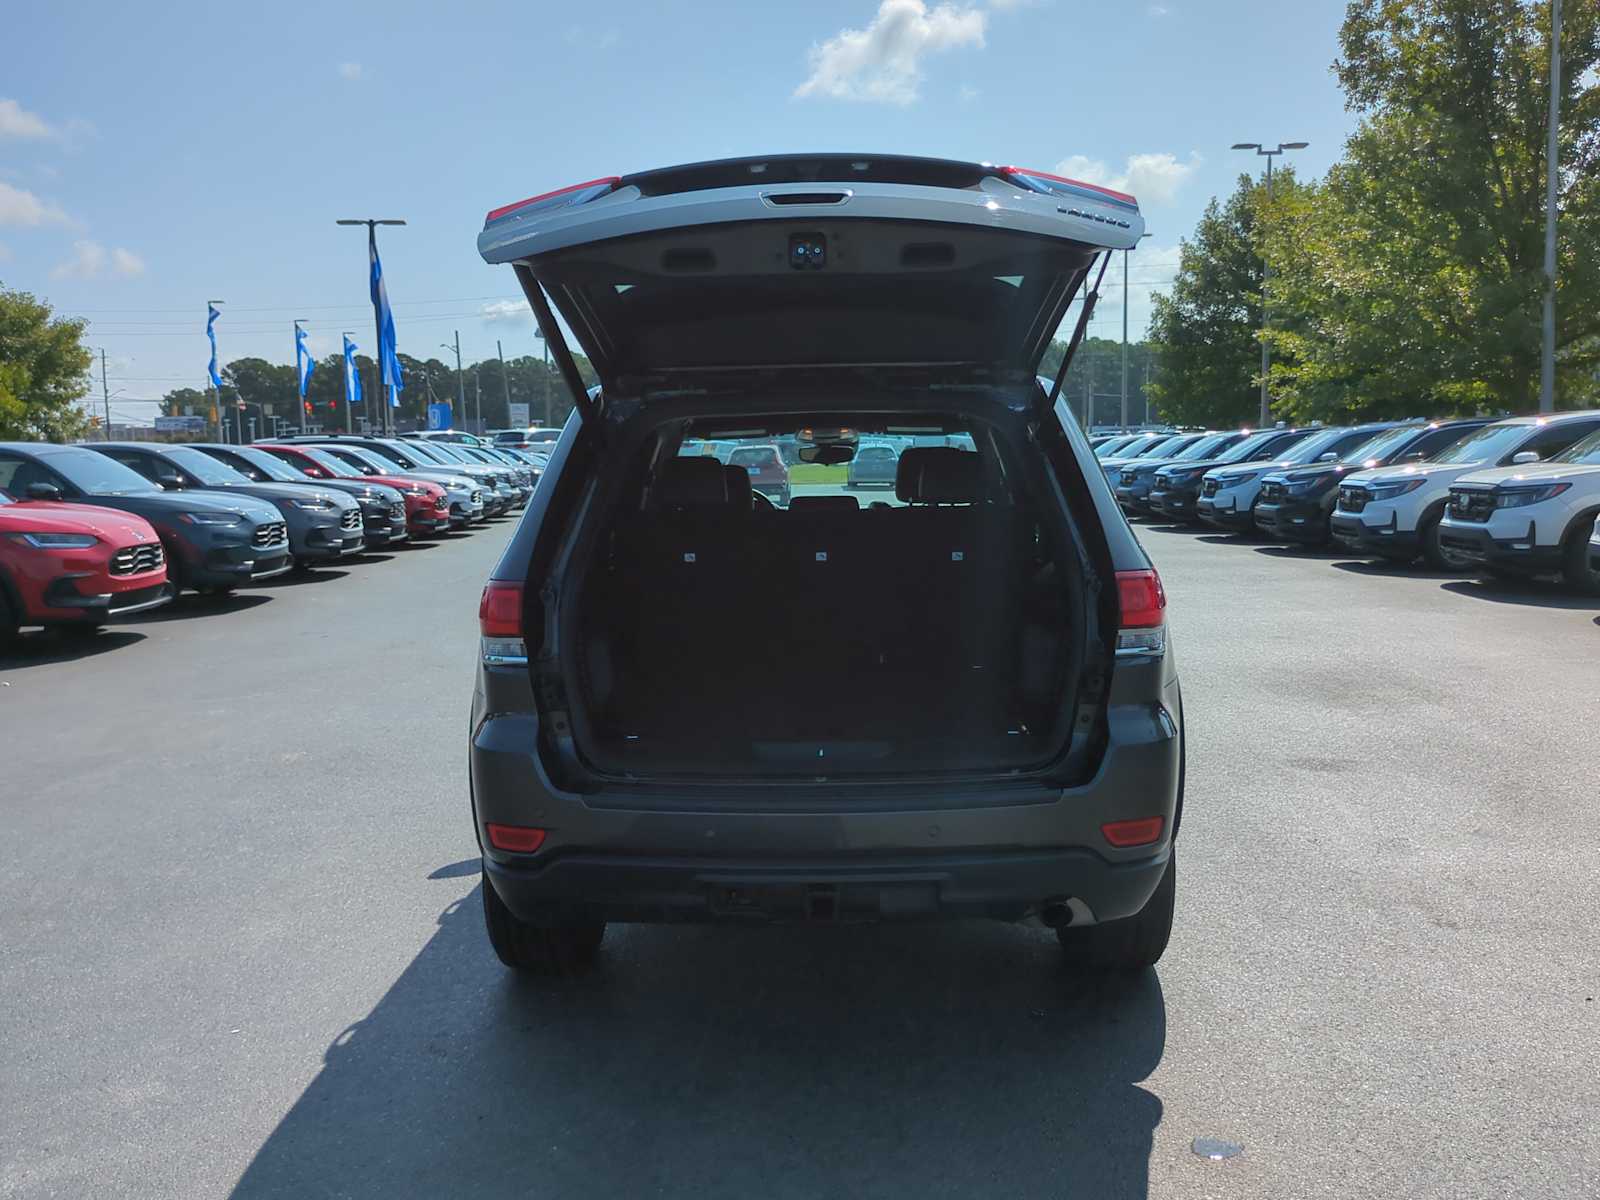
729,448,780,468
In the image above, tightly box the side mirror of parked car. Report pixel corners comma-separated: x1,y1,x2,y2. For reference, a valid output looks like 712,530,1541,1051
154,469,184,490
25,481,63,501
1318,452,1339,462
1510,450,1540,465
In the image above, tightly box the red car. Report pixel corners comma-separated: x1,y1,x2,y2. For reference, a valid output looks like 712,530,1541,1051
256,444,451,536
727,444,791,506
0,489,173,640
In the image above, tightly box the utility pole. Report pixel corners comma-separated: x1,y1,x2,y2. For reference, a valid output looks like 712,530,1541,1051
1232,141,1308,425
473,368,481,433
335,218,406,435
99,348,112,440
497,339,511,425
1540,0,1563,413
536,328,551,427
442,332,465,423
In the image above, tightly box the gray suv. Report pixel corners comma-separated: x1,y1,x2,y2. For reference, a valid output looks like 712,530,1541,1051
469,154,1184,976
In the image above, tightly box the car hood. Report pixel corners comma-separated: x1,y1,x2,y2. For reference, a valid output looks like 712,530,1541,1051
360,473,441,496
1452,461,1600,488
300,478,404,504
85,489,283,524
0,500,158,545
200,481,356,510
1343,462,1478,488
1263,462,1358,485
405,470,479,492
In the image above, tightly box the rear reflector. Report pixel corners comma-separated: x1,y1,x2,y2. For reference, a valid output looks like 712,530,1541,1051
1114,568,1167,657
485,823,547,853
485,177,621,223
1102,817,1165,848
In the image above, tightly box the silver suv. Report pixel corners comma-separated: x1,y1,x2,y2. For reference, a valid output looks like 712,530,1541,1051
468,155,1185,978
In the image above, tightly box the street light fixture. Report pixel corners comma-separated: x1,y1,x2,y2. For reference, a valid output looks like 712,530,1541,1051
335,219,406,434
1232,141,1308,425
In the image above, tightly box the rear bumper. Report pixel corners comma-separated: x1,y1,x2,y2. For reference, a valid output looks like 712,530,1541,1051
1329,511,1422,557
484,844,1171,926
1254,498,1331,542
1437,520,1562,571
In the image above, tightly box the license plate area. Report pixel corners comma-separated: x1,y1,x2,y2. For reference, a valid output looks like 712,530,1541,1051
706,880,937,921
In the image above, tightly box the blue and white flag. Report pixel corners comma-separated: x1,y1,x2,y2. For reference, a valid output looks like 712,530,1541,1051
342,335,363,407
368,228,404,401
295,324,315,397
206,304,223,391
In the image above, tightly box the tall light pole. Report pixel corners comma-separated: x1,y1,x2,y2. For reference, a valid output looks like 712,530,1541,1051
1232,141,1308,425
1540,0,1563,413
497,339,511,426
335,218,406,435
535,328,551,427
1121,231,1153,431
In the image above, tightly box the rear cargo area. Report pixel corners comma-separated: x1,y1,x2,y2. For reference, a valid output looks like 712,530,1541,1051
566,433,1088,778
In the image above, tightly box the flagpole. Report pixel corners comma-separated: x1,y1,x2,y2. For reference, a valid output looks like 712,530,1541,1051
336,217,406,437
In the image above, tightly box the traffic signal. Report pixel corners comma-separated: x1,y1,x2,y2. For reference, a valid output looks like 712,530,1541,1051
303,401,313,415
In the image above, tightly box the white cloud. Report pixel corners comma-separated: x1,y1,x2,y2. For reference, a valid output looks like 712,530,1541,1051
51,240,145,280
52,240,106,279
959,84,981,102
480,300,532,325
111,247,145,277
1148,3,1171,15
0,98,53,139
338,62,364,81
0,180,70,226
1052,150,1202,205
795,0,987,105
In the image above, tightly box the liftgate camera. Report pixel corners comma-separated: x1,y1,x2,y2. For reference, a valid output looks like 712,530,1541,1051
788,233,827,270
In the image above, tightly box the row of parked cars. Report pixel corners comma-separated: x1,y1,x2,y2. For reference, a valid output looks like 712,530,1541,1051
1094,411,1600,593
0,432,548,642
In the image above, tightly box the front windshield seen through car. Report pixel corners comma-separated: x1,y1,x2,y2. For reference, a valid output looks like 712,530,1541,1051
1551,429,1600,466
1342,426,1420,466
1276,428,1350,465
44,448,162,495
228,447,308,483
164,446,250,486
1429,423,1531,466
1172,433,1234,461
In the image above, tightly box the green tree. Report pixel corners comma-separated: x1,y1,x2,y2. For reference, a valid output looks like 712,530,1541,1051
1041,336,1157,427
1264,0,1600,419
1144,172,1311,428
0,283,93,441
158,387,210,418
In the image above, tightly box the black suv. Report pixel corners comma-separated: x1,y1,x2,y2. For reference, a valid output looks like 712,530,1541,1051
469,155,1185,977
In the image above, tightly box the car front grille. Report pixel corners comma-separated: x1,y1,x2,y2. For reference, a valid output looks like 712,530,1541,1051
1339,485,1369,513
389,503,405,521
340,508,363,531
110,541,164,576
1200,478,1219,498
470,490,483,505
253,521,288,549
1449,488,1494,522
1259,482,1286,504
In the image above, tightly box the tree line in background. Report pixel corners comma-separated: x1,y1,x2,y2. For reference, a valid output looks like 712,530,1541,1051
0,284,93,442
1149,0,1600,428
158,347,599,433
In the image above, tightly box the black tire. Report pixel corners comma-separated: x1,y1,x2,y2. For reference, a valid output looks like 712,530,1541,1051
0,589,18,645
1057,850,1176,974
481,870,606,974
1420,509,1470,571
1561,522,1600,596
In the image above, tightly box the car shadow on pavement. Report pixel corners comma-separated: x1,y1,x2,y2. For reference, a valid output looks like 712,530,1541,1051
120,593,271,624
1329,560,1459,582
0,629,145,667
1441,579,1600,611
1192,533,1251,546
258,568,352,588
232,890,1167,1200
1251,543,1347,561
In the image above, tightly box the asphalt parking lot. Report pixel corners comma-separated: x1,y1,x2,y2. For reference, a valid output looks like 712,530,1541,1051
3,514,1598,1199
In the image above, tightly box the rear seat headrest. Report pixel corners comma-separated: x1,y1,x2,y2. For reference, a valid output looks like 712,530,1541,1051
654,456,729,508
723,465,753,510
895,447,981,504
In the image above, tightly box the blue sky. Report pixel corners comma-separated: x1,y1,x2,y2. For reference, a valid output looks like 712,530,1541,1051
3,0,1354,423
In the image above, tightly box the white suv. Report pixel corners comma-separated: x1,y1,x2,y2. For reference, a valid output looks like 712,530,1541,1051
1437,422,1600,593
1333,411,1600,569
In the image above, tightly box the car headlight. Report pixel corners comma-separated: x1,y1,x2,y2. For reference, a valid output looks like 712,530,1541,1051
13,531,98,549
401,486,432,498
179,511,244,526
285,497,336,511
1495,482,1571,508
1368,478,1427,501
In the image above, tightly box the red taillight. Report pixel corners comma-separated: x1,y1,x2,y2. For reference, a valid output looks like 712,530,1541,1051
486,176,621,223
1102,817,1165,848
478,580,524,638
1115,569,1166,628
485,823,546,853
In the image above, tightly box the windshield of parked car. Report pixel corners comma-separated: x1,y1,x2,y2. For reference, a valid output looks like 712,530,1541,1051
1124,436,1184,458
1172,433,1237,461
1272,428,1348,465
38,448,163,496
1428,423,1532,465
1215,430,1297,464
1094,435,1138,457
294,446,364,477
1550,429,1600,465
0,490,14,505
224,447,309,483
1341,426,1421,465
162,446,251,486
393,441,446,464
